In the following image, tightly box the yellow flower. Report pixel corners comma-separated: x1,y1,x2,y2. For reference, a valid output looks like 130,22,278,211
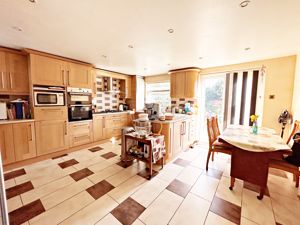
250,115,259,122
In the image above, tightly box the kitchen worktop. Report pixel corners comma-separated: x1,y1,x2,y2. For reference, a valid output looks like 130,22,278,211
0,119,35,125
151,114,196,124
93,111,132,116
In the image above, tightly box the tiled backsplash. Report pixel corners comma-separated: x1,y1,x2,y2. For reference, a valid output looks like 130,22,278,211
93,77,125,111
171,98,198,109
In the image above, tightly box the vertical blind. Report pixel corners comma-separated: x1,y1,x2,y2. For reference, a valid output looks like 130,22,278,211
224,69,265,128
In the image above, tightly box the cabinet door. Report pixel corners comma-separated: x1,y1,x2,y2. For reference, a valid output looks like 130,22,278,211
67,63,91,88
69,121,93,147
93,115,104,141
7,53,29,94
174,72,185,98
0,51,9,92
13,122,36,161
125,76,132,99
0,124,15,165
181,121,190,150
185,71,199,98
170,74,176,98
35,120,68,156
173,121,182,156
30,54,65,86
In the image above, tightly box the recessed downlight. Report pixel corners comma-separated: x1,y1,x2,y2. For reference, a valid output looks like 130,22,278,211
128,45,134,49
12,26,23,32
240,0,250,8
101,55,107,58
168,29,174,34
28,0,37,3
244,47,251,51
198,57,203,60
167,63,171,66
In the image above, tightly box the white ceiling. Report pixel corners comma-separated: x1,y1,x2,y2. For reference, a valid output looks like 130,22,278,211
1,0,300,76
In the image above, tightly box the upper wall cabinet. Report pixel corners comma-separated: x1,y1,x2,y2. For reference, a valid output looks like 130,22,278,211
169,68,200,98
0,49,29,94
30,54,66,86
67,63,92,89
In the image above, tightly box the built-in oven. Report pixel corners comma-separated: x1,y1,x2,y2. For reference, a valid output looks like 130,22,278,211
33,86,65,106
67,87,93,122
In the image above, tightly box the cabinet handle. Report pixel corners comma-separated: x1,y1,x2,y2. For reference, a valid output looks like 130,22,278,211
64,121,67,135
8,72,13,89
28,124,32,141
41,108,61,111
67,70,70,86
103,117,105,128
1,72,4,89
62,69,65,86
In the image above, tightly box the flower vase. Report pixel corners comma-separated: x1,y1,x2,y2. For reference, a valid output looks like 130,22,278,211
252,121,258,134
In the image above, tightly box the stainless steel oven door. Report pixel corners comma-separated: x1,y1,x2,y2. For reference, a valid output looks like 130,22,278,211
67,94,91,106
68,105,92,121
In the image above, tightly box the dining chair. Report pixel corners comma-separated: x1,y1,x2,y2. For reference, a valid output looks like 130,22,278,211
206,116,233,171
269,120,300,187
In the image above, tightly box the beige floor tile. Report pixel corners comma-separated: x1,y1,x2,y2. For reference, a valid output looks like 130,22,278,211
178,148,201,161
106,165,140,187
88,160,112,173
271,192,300,225
132,219,145,225
190,174,219,201
30,191,94,225
139,190,183,225
222,163,231,178
108,175,146,203
240,217,259,225
5,179,16,189
73,156,105,170
88,164,123,184
7,195,22,213
216,176,243,206
41,178,93,210
155,163,184,183
95,213,122,225
60,195,118,225
131,177,169,207
176,165,202,186
21,176,75,205
205,211,235,225
169,193,210,225
241,189,276,225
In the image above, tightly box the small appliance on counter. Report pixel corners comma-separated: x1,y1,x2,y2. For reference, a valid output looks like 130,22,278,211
144,103,160,120
0,103,7,120
67,87,93,121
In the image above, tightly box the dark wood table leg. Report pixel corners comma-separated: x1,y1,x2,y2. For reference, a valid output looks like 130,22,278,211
257,187,265,200
229,177,235,190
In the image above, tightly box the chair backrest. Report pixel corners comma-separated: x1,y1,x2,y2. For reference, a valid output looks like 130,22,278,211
287,120,300,144
212,116,220,138
207,117,218,148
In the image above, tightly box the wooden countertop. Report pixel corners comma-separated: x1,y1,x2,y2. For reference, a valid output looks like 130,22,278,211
151,114,196,124
0,119,35,125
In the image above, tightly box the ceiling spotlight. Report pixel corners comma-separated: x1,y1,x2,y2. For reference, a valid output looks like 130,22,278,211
128,45,133,49
198,57,203,60
101,55,107,58
167,63,171,66
28,0,37,3
244,47,251,51
144,68,147,71
12,26,23,32
240,0,250,8
168,29,174,34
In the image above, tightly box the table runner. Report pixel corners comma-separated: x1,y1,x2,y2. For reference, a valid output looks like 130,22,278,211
219,125,290,152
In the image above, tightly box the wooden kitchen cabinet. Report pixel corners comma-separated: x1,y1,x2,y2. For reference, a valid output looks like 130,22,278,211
0,124,15,165
30,54,66,86
169,69,200,98
69,121,93,147
0,50,29,94
35,120,69,156
13,122,37,161
67,63,92,88
93,115,105,141
173,121,183,157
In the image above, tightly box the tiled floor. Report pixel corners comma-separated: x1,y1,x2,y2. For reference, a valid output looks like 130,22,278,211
4,140,300,225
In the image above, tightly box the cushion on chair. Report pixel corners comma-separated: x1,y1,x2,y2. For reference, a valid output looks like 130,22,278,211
269,158,299,172
212,140,232,149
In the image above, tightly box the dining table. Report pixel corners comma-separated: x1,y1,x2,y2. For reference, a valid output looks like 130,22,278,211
218,125,291,200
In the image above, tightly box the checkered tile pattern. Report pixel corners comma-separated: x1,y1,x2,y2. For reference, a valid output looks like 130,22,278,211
171,98,197,109
4,140,300,225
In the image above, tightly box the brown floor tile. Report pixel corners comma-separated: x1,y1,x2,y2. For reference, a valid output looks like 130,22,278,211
137,168,158,179
70,168,94,181
86,180,114,199
173,158,191,167
52,153,68,160
116,160,134,168
243,181,270,197
9,199,45,225
210,196,241,224
276,222,283,225
269,168,288,178
101,152,118,159
166,179,191,197
89,146,104,152
58,159,79,169
6,181,34,199
111,197,145,225
4,168,26,181
205,168,223,180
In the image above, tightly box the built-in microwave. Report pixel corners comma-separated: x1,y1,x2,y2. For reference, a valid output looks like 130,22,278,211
33,86,65,107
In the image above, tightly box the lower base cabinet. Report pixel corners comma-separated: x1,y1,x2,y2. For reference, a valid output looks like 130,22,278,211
93,115,105,141
69,121,93,147
35,120,69,156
